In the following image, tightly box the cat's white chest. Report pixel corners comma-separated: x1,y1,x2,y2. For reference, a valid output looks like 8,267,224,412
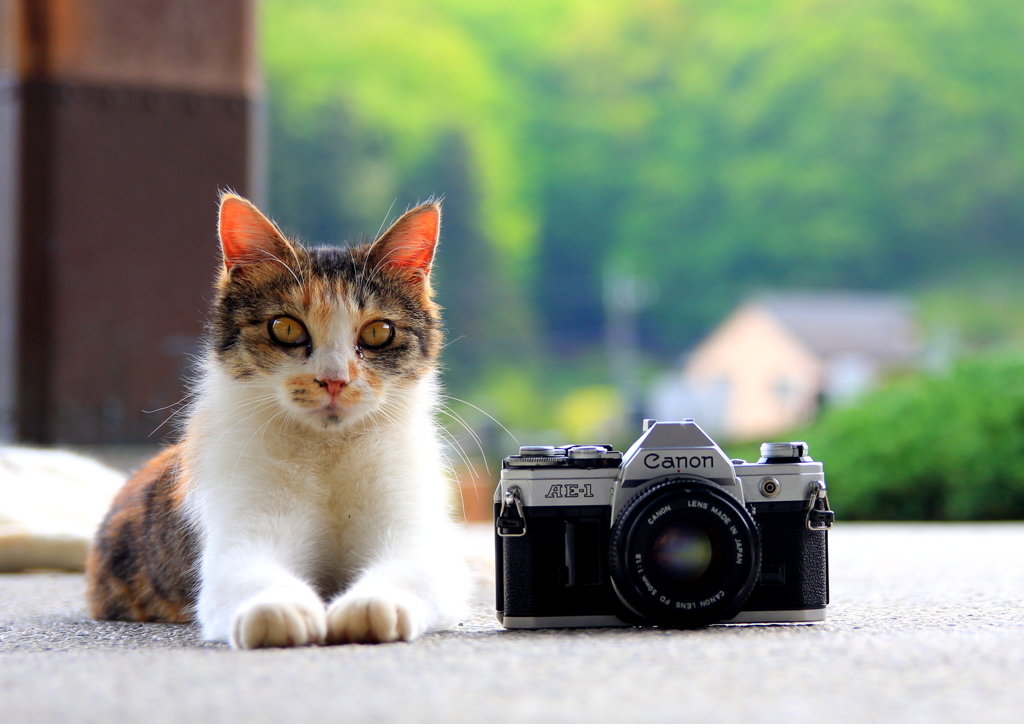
186,373,449,601
260,434,411,590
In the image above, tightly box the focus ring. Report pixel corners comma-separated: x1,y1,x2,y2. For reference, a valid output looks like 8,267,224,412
608,478,761,628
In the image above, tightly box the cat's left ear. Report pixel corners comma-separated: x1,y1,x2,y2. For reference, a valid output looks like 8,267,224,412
218,192,296,275
368,202,441,282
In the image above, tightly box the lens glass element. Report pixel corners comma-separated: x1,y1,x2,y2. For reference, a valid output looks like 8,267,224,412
609,478,761,628
652,521,714,582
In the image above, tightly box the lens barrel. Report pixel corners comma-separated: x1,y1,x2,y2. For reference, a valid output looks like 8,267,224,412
609,478,760,628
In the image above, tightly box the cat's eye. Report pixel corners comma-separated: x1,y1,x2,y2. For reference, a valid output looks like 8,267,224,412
269,316,310,346
360,320,394,349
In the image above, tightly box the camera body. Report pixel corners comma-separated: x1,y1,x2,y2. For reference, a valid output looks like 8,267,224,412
494,419,833,629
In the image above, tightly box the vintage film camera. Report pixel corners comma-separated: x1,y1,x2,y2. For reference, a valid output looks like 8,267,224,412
494,419,834,629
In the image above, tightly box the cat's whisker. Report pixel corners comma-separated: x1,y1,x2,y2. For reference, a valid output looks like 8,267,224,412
229,405,291,484
205,401,276,432
205,392,280,425
257,407,290,449
375,198,399,240
436,402,487,451
207,396,284,449
142,390,199,415
434,398,501,472
256,249,302,287
378,393,485,482
145,388,204,437
435,426,480,483
365,248,407,285
441,395,520,448
361,198,405,291
367,408,385,436
436,447,470,523
208,408,278,447
373,406,411,435
433,404,489,478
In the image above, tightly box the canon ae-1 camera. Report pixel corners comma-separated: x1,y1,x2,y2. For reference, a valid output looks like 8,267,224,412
494,419,834,629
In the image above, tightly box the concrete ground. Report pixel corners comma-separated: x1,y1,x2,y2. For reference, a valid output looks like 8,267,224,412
2,523,1023,724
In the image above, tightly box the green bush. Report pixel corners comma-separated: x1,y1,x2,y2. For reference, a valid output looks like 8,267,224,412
801,359,1024,520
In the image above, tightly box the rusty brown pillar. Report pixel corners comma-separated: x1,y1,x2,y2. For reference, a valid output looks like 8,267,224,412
0,0,260,443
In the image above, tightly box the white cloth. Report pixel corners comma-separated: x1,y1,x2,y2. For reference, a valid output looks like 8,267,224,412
0,448,125,571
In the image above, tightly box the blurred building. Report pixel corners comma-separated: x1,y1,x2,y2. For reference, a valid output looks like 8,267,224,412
650,291,921,440
0,0,260,443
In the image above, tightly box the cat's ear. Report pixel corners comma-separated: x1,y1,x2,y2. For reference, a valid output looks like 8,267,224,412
218,192,295,273
368,202,441,281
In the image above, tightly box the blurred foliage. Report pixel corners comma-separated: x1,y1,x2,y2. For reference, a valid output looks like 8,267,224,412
263,0,537,266
768,359,1024,520
263,0,1024,446
556,385,624,442
916,272,1024,356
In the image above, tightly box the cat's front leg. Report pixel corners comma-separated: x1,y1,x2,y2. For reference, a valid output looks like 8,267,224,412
325,542,469,644
229,579,327,649
326,577,428,643
198,543,328,649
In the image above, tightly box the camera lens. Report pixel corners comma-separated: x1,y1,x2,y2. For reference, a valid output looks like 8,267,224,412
652,521,715,582
609,478,760,628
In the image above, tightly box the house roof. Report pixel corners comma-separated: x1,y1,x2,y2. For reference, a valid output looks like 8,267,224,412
754,291,920,363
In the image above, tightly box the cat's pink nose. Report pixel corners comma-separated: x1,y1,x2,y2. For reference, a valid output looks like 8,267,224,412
314,378,348,398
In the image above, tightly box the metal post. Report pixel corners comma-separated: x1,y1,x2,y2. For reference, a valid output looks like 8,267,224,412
603,269,651,435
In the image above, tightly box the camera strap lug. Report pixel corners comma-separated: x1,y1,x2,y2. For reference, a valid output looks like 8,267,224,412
497,486,527,537
806,480,835,531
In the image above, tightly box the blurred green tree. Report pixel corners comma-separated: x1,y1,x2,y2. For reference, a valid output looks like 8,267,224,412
264,0,1024,431
792,358,1024,520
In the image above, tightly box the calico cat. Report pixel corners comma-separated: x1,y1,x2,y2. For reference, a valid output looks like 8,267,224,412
85,194,470,648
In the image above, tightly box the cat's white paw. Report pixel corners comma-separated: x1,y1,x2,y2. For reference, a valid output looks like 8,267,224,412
326,589,427,644
230,595,327,650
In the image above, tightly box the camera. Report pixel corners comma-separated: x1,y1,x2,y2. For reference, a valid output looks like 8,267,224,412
494,419,834,629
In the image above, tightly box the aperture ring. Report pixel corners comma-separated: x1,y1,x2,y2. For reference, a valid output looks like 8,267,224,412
609,477,761,628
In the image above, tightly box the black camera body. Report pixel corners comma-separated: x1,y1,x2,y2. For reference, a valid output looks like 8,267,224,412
494,419,833,629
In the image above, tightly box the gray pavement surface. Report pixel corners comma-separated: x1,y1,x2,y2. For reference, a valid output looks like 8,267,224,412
2,523,1023,723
